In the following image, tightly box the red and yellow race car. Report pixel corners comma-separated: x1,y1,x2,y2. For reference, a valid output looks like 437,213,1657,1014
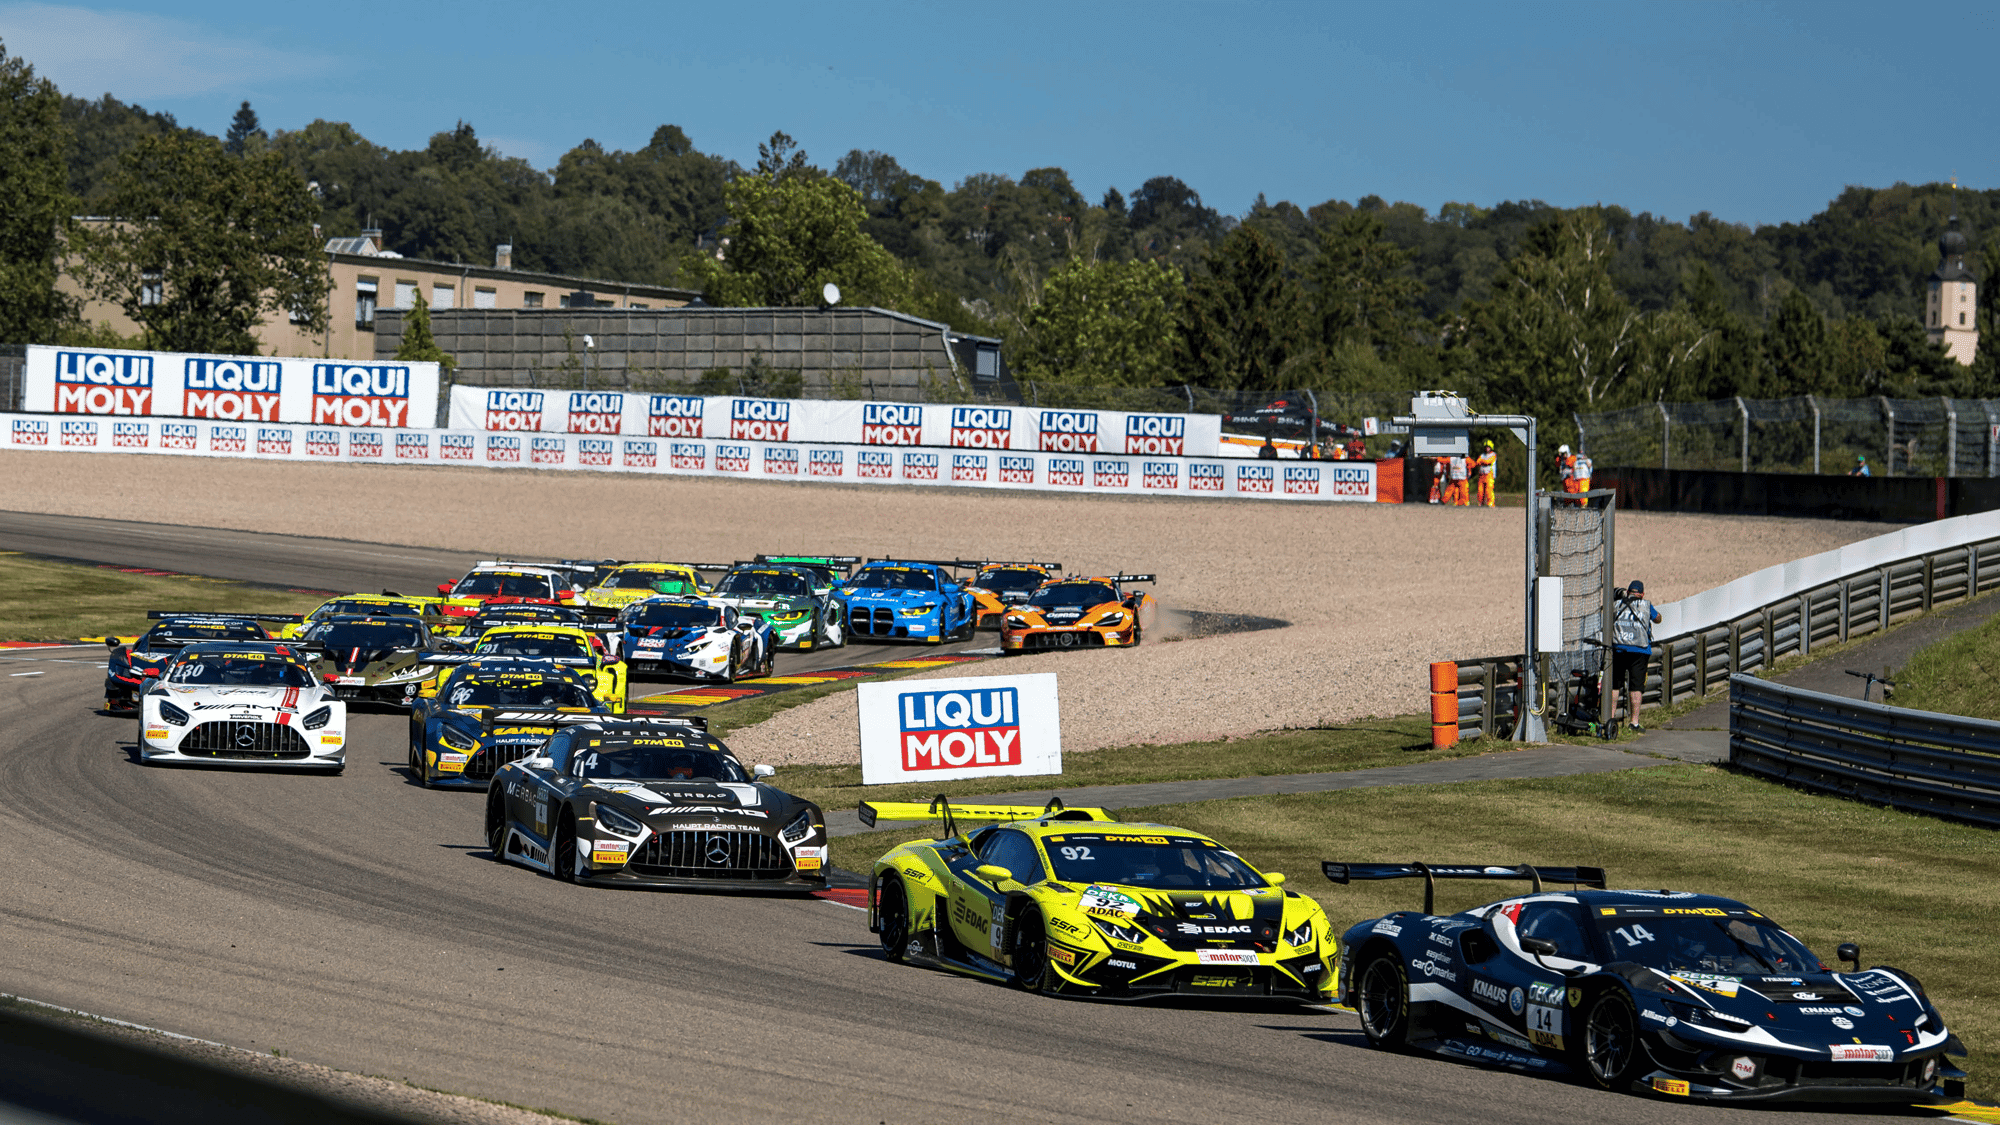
999,574,1158,654
962,559,1062,630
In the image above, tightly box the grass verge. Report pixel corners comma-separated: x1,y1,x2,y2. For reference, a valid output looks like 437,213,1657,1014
0,552,322,642
1888,605,2000,720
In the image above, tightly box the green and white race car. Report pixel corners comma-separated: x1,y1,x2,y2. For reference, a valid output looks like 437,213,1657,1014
705,563,846,651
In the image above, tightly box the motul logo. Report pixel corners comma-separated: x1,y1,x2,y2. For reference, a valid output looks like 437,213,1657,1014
902,450,939,480
1039,410,1099,452
764,446,800,474
313,364,411,428
951,406,1012,448
112,421,149,448
863,403,922,445
256,427,291,455
1125,414,1186,455
60,419,98,446
441,433,474,460
1237,464,1275,492
55,352,153,415
1189,463,1225,491
808,448,843,477
999,455,1034,483
210,425,247,452
669,442,704,469
484,390,544,432
1049,457,1085,486
648,394,703,437
577,437,612,465
716,443,750,472
1142,461,1178,490
729,399,789,442
486,434,521,462
858,450,893,478
1283,466,1320,495
951,452,988,481
622,439,657,468
349,430,383,458
567,392,624,434
1093,459,1130,488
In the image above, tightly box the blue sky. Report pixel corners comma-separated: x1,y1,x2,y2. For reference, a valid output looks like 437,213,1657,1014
5,0,1992,228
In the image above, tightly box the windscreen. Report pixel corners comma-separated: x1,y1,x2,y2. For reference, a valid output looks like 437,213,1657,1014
1042,835,1267,890
622,602,720,628
1029,583,1116,608
312,622,424,650
454,574,553,598
166,654,315,687
603,568,675,590
716,570,810,597
853,567,937,591
979,568,1048,594
476,635,591,659
569,744,748,783
445,679,595,709
1594,912,1824,975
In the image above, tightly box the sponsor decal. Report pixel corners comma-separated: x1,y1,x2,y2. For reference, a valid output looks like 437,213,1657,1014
862,402,922,445
1371,920,1402,937
440,432,474,461
160,422,196,450
1038,410,1099,452
144,727,169,739
763,445,799,475
1832,1016,1854,1029
1528,981,1565,1006
1048,457,1085,486
1197,949,1260,966
794,855,823,870
1428,931,1453,947
1237,463,1275,493
312,363,412,427
255,426,290,455
1079,885,1140,918
1409,958,1457,981
1329,464,1372,497
1663,907,1728,916
1124,413,1185,455
209,424,246,453
621,439,657,468
1283,465,1321,495
348,429,383,458
900,687,1019,769
1092,459,1129,488
54,351,154,415
305,428,341,457
1189,975,1246,989
319,733,342,745
998,454,1035,484
1671,972,1742,998
59,418,98,447
531,435,566,465
1829,1044,1894,1063
1471,978,1509,1007
1107,959,1138,971
1730,1057,1757,1080
185,359,282,421
1526,999,1563,1049
808,448,843,477
591,848,631,866
951,452,988,482
1799,1007,1844,1015
1844,1005,1866,1017
1642,1008,1678,1026
1141,461,1178,490
715,444,750,473
395,432,430,459
577,437,612,466
950,406,1012,448
566,391,624,434
902,450,939,480
647,394,704,437
1189,462,1225,491
729,398,789,442
1568,987,1584,1008
669,441,704,470
112,420,149,448
484,390,544,432
1045,944,1076,965
857,449,893,479
1651,1078,1690,1096
486,433,521,463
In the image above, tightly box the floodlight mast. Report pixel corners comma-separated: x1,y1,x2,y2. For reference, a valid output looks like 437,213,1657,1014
1393,397,1545,742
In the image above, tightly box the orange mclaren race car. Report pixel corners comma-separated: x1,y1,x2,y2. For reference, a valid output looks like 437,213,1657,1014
962,559,1062,630
999,574,1158,654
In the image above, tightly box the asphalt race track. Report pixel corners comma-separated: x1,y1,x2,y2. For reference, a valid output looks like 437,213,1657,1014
0,516,1941,1123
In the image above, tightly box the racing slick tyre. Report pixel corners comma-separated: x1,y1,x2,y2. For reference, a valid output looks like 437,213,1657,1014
408,737,426,786
551,812,580,884
876,873,911,962
484,785,508,861
1009,905,1054,994
721,643,740,684
1579,988,1644,1092
760,644,775,678
1355,951,1412,1049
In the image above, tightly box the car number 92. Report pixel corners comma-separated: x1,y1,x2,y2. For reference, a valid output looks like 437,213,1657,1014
1058,845,1094,861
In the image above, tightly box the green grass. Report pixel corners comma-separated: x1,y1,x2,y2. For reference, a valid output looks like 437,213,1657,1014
1888,605,2000,720
0,552,323,642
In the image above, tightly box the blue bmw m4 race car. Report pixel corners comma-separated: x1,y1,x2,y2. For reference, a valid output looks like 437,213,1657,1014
842,560,976,644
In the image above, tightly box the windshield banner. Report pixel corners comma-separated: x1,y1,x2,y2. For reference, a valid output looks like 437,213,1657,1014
857,672,1061,785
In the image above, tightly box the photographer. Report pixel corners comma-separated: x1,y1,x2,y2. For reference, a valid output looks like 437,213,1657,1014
1611,580,1661,732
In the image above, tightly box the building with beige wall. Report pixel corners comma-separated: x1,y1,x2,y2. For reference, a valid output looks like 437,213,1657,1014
1927,212,1980,366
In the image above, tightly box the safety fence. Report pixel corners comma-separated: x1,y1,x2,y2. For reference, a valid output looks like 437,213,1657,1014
1577,395,2000,478
1729,674,2000,829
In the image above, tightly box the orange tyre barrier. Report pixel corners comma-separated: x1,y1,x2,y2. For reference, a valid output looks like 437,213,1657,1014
1430,660,1459,749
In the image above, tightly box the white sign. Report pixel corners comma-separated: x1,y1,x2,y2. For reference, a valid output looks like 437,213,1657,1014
857,672,1061,785
23,345,440,428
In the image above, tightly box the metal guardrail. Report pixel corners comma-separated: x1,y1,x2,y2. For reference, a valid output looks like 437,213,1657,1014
1729,673,2000,828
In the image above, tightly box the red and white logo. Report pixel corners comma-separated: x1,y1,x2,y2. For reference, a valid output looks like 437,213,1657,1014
305,429,340,457
395,432,430,459
60,419,99,447
54,351,152,415
716,443,750,472
348,430,383,458
1125,414,1185,456
313,364,412,428
1093,459,1130,489
209,425,247,453
670,442,704,470
577,437,612,465
483,390,544,431
186,360,282,422
899,688,1021,770
863,403,922,445
567,392,624,434
160,422,197,450
808,448,843,477
485,434,521,463
1282,465,1320,495
902,451,939,480
1237,464,1275,493
530,436,566,464
1142,461,1178,490
112,421,149,449
256,427,291,455
729,399,789,442
1189,463,1225,492
951,406,1012,448
647,395,704,437
11,418,48,445
951,453,988,482
858,450,893,479
1039,410,1099,452
764,446,800,475
999,455,1034,484
622,439,657,468
1048,457,1085,486
440,433,474,461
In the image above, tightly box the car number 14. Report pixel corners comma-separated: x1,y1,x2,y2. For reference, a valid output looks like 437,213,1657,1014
1611,923,1656,948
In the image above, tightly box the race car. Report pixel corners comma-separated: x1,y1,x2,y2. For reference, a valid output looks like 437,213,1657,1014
407,658,612,787
1326,861,1967,1103
843,560,976,644
137,641,346,772
618,595,774,681
962,559,1062,630
429,623,628,712
572,560,727,608
999,574,1157,653
434,602,619,648
432,562,582,625
864,797,1337,1002
276,592,444,639
297,614,443,706
752,555,859,600
706,563,846,650
104,611,302,711
483,716,829,891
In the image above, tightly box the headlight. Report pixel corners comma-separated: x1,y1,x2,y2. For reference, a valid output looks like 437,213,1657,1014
440,725,477,751
900,605,936,617
158,701,190,726
769,610,809,622
1097,612,1128,627
1284,921,1314,947
1004,614,1029,627
781,809,816,843
302,705,332,731
595,804,646,837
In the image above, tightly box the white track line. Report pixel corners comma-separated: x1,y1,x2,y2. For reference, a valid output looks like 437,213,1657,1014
2,992,237,1051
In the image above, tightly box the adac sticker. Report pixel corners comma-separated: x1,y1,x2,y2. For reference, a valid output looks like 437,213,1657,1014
1079,885,1139,919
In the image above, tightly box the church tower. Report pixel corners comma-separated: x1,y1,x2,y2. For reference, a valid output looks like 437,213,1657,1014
1927,201,1978,365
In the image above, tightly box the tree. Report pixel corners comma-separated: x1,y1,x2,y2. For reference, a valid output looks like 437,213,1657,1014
223,100,264,156
0,40,80,344
1172,225,1306,391
1765,286,1836,394
1309,209,1425,355
1013,257,1182,386
690,161,907,309
1472,209,1645,419
393,292,456,369
78,131,330,354
755,130,813,180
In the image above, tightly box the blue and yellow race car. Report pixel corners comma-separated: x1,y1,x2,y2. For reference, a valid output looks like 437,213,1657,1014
406,657,612,787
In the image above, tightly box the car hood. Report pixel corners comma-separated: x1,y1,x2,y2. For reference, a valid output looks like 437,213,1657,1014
587,780,807,825
167,684,330,707
845,588,942,606
1048,882,1286,945
708,594,811,614
1628,966,1950,1057
626,625,723,646
1011,602,1108,625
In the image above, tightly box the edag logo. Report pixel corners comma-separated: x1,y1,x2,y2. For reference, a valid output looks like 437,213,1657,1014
54,351,152,415
185,359,282,421
647,394,703,437
256,427,291,456
862,403,922,445
1283,465,1320,495
716,443,751,472
577,437,612,466
764,446,799,475
396,432,431,460
951,406,1012,448
486,434,521,463
999,455,1035,484
60,419,99,447
209,425,247,453
857,450,893,479
1094,459,1130,488
348,430,383,458
1189,463,1225,492
808,448,843,477
160,422,197,450
952,452,988,482
305,429,341,457
621,440,657,468
1039,410,1099,452
440,433,474,461
729,399,789,442
1237,463,1275,493
902,450,939,480
484,390,544,431
11,418,48,445
899,687,1022,770
1125,414,1186,456
1048,457,1085,486
1142,461,1178,490
1329,464,1371,497
669,442,704,470
531,436,566,464
567,391,624,434
313,364,411,427
112,421,150,449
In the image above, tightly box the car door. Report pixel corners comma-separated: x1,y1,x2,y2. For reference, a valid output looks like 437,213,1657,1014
1508,900,1595,1051
941,828,1040,958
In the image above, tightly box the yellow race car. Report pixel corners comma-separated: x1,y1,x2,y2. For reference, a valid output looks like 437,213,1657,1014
864,797,1337,1002
278,592,446,639
999,574,1158,653
574,560,727,609
962,560,1062,630
418,622,627,713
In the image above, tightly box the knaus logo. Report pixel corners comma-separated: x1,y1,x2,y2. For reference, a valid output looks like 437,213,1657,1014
1048,457,1085,486
112,421,149,448
899,688,1021,771
55,351,153,414
1283,465,1320,495
185,359,283,421
1189,463,1225,491
999,455,1035,484
567,392,624,434
531,436,566,464
862,403,922,445
486,433,522,462
577,437,612,465
1142,461,1178,490
306,429,341,457
1039,410,1099,452
440,433,474,460
348,430,383,458
951,452,988,482
60,419,98,447
647,394,704,437
903,450,939,480
210,425,247,453
1237,463,1275,493
313,364,412,427
716,443,751,472
1093,459,1130,488
764,446,799,474
857,449,893,479
808,448,843,477
256,427,291,455
729,399,789,442
11,418,48,444
622,439,657,468
485,390,544,431
670,441,704,470
1124,414,1186,455
951,406,1012,448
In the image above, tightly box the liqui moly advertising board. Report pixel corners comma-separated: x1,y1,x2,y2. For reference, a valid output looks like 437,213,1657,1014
857,672,1061,784
23,347,436,426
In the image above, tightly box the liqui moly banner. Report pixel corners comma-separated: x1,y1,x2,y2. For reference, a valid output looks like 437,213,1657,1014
856,673,1061,784
23,345,439,427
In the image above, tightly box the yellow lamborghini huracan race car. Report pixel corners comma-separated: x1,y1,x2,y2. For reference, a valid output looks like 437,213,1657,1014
999,575,1158,653
576,561,726,609
277,593,446,639
865,798,1337,1002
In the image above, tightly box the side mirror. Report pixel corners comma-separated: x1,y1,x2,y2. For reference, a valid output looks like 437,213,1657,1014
519,757,552,770
105,636,120,650
1519,936,1558,956
973,864,1014,884
752,764,775,779
1265,872,1287,887
1836,942,1861,971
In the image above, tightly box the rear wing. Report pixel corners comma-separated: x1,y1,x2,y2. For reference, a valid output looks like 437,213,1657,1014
148,611,306,623
957,558,1062,572
1322,861,1609,915
479,711,709,735
865,557,970,571
756,554,861,569
857,795,1111,838
1110,574,1156,584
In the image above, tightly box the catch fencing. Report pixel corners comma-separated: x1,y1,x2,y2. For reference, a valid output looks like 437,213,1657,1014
1577,395,2000,478
1729,674,2000,828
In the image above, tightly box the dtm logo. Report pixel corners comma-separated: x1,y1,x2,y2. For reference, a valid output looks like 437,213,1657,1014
185,359,282,421
899,688,1021,770
764,446,800,474
1048,457,1085,486
903,450,940,480
161,422,197,450
951,406,1012,448
256,427,291,456
567,391,624,434
484,390,544,431
530,436,566,465
348,430,383,458
577,437,612,466
396,432,430,460
1125,414,1186,456
112,421,149,449
11,418,48,445
1142,461,1178,490
1283,465,1320,495
622,439,657,468
999,455,1035,483
716,443,751,472
647,394,703,438
486,433,522,463
1189,463,1225,491
60,419,99,447
1237,463,1275,493
305,429,341,457
863,403,922,445
209,425,247,453
312,364,411,427
55,351,153,415
1039,410,1100,452
440,433,474,461
669,442,704,470
1329,464,1371,497
858,449,893,479
808,448,843,477
1093,459,1130,488
952,452,988,482
729,399,789,442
